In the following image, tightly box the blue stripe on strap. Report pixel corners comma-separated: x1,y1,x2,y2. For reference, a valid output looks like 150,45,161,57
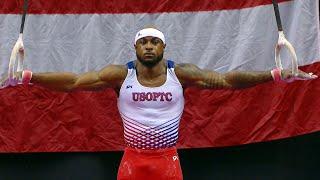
126,61,135,69
167,60,174,68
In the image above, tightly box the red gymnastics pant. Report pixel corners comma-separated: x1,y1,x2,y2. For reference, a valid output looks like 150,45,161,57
117,146,183,180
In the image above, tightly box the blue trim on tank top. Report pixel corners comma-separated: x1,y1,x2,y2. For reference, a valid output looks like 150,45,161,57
167,60,174,68
126,61,135,69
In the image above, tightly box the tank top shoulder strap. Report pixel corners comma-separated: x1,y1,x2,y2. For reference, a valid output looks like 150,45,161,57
166,60,181,85
124,61,136,79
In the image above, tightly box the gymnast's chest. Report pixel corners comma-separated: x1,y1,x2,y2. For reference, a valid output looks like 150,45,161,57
118,83,182,109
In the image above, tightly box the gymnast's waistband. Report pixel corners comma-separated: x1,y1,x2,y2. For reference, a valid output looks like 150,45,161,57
124,146,177,156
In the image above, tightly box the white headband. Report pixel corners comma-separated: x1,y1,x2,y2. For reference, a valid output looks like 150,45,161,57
134,28,165,45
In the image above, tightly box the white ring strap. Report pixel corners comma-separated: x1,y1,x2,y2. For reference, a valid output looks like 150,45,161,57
7,33,24,86
274,31,298,76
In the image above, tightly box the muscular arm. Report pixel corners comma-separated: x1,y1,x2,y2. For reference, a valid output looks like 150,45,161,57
175,63,273,89
29,65,127,92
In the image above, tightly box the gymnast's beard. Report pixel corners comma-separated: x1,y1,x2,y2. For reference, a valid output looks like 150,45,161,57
136,53,164,68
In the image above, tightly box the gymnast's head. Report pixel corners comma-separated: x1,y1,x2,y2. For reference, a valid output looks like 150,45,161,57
134,26,166,68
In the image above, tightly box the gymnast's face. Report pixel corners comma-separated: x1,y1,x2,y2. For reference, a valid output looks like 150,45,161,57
135,36,166,68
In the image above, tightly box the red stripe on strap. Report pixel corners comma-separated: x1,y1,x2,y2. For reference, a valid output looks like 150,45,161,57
1,0,291,14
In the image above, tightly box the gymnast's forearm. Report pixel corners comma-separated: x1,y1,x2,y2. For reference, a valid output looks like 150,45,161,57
29,71,102,92
224,71,273,89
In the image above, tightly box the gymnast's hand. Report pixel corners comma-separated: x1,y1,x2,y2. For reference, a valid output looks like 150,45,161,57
0,46,24,89
0,71,22,89
280,69,318,83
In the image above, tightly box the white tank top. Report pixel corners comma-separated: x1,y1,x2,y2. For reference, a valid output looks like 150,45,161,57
117,60,184,149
